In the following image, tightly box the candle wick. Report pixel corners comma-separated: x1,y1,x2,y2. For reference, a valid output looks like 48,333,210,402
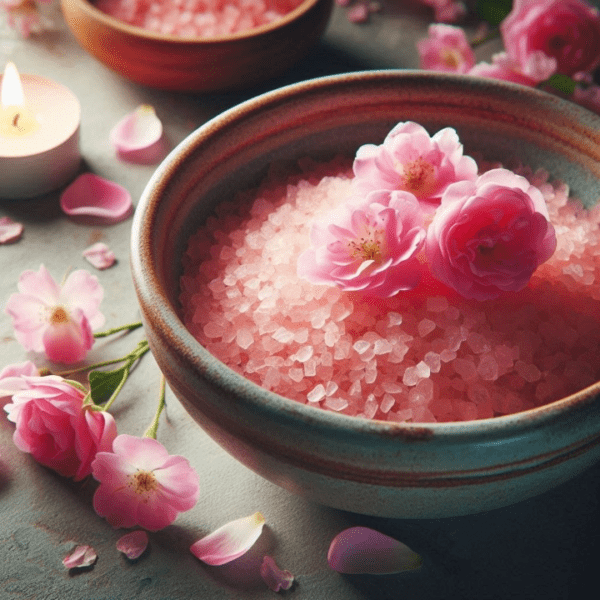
12,113,20,129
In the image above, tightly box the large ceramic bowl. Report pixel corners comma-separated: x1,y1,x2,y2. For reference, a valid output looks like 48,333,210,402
60,0,333,92
131,71,600,518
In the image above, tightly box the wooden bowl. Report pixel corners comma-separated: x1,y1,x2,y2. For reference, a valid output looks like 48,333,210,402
131,71,600,518
60,0,334,92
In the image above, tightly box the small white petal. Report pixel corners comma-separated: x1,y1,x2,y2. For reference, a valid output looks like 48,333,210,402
190,512,265,566
63,545,97,569
116,530,149,560
83,242,116,270
110,105,163,153
0,216,23,243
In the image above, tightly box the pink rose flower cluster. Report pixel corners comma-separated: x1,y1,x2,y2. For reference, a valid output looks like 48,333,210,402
418,0,600,113
298,121,557,301
2,265,200,533
1,0,55,37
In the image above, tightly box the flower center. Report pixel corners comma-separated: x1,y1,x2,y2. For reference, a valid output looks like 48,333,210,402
399,158,436,196
130,470,158,495
49,306,69,324
441,48,461,68
347,226,385,262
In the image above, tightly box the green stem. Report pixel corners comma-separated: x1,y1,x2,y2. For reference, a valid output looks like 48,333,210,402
53,356,132,378
144,375,166,440
94,321,143,338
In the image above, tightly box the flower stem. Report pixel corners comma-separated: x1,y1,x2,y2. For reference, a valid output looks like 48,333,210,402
144,374,166,440
52,356,132,377
94,321,143,338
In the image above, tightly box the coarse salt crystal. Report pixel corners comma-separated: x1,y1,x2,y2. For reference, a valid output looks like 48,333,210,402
324,397,349,411
418,319,436,337
307,384,326,403
426,296,449,312
380,394,395,413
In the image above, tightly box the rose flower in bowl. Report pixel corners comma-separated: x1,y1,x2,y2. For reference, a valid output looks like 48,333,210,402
131,71,600,519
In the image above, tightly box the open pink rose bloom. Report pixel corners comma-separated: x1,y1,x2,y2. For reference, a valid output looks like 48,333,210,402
352,121,478,208
501,0,600,77
297,190,426,297
417,24,475,73
92,434,200,531
426,169,557,300
5,265,104,364
4,376,117,480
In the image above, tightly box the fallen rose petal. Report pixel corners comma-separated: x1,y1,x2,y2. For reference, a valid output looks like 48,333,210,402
116,530,149,559
60,174,132,224
327,527,422,574
63,545,97,569
83,242,116,270
260,555,294,592
190,512,265,566
0,216,23,243
110,104,163,154
347,2,369,22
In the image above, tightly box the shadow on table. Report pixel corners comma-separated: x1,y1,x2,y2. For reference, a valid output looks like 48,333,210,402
329,460,600,600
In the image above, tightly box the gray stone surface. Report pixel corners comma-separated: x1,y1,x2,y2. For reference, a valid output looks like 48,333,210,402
1,2,600,599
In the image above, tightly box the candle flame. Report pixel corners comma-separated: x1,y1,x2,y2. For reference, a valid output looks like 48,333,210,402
1,62,25,108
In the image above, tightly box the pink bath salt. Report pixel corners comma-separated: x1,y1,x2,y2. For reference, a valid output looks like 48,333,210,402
180,155,600,423
95,0,305,38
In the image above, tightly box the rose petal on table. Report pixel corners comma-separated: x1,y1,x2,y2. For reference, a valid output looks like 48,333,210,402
0,216,23,244
190,512,266,566
327,527,422,574
63,545,97,569
60,174,132,224
260,555,294,592
116,530,149,560
110,105,163,153
347,2,369,23
83,242,116,270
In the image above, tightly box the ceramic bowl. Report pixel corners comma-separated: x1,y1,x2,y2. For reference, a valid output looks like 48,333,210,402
60,0,333,92
131,71,600,518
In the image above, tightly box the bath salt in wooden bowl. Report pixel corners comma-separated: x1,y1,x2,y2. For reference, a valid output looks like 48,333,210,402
131,72,600,518
61,0,333,92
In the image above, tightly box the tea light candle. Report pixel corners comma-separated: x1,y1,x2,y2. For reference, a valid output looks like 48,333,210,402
0,62,81,199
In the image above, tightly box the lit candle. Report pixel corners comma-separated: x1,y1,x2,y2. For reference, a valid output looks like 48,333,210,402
0,62,81,199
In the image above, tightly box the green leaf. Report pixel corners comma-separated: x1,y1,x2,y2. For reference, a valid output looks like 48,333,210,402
89,366,129,406
476,0,513,25
546,73,577,96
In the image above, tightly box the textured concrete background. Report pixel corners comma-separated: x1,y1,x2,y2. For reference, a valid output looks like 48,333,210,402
1,2,600,599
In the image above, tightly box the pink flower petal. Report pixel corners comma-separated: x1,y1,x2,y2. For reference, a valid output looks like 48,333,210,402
60,174,132,224
110,105,163,153
63,545,97,569
0,216,23,243
83,242,116,270
260,555,294,592
327,527,422,574
190,512,266,566
347,2,369,22
116,530,149,559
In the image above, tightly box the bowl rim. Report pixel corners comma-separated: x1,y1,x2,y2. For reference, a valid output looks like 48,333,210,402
132,70,600,442
62,0,329,44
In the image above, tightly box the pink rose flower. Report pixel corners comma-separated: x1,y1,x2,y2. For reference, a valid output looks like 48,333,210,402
91,434,200,531
469,51,557,86
426,168,557,300
0,360,39,398
5,265,104,364
297,190,426,297
417,24,475,73
4,375,117,480
353,121,478,208
420,0,467,23
501,0,600,77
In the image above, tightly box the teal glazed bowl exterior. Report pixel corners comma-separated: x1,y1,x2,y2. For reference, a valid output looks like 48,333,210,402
131,71,600,518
